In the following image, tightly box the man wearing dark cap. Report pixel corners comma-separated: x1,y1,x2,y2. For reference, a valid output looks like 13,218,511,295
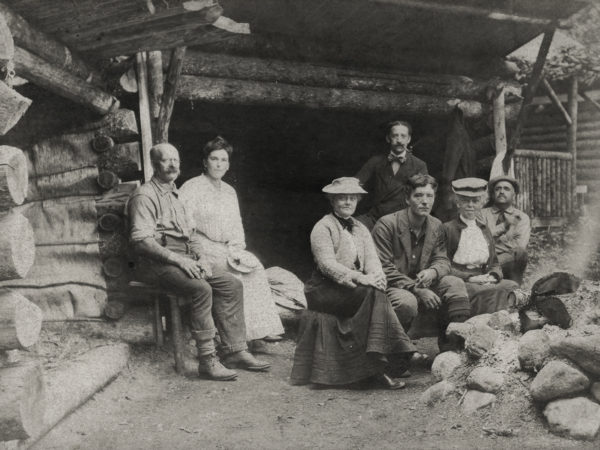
355,121,428,230
481,176,530,285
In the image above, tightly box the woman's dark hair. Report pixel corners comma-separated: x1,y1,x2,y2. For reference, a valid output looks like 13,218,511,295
405,174,438,195
203,136,233,160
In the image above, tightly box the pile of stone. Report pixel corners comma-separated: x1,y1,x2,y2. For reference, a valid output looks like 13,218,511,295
420,272,600,441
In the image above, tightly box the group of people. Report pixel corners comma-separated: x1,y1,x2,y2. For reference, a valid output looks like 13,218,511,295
126,120,531,389
291,120,531,389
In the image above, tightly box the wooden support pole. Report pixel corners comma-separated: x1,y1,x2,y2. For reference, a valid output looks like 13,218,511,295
176,75,503,119
490,86,508,178
181,50,522,102
542,78,572,126
147,51,164,121
13,47,119,115
579,91,600,114
567,76,578,214
0,3,102,85
156,47,186,144
504,27,556,172
135,52,153,181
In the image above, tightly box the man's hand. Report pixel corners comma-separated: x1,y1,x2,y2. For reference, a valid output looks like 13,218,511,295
172,254,206,279
197,260,213,279
468,274,496,284
414,287,441,310
415,269,436,288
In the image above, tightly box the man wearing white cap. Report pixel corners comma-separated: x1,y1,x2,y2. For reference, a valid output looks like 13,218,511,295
443,178,519,315
481,176,530,285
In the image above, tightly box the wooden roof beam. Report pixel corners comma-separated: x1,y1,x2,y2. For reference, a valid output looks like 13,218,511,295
371,0,562,26
0,2,103,85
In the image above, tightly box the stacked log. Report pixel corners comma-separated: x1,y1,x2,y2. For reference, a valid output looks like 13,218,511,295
0,289,41,351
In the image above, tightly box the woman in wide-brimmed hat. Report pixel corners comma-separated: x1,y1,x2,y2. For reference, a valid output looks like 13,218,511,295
290,177,415,389
179,136,284,348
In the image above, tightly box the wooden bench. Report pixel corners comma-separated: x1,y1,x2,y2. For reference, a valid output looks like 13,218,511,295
127,281,186,374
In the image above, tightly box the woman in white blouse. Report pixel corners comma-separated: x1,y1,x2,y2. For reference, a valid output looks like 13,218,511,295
443,178,518,315
180,136,284,345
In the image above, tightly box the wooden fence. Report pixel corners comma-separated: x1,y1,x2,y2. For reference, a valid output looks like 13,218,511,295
513,149,574,226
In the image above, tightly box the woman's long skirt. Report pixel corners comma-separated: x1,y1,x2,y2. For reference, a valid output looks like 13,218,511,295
196,235,284,341
290,274,415,386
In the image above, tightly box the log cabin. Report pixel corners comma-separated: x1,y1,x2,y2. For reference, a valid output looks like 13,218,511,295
0,0,591,324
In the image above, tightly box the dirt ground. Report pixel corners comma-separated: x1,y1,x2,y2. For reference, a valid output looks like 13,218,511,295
30,226,600,449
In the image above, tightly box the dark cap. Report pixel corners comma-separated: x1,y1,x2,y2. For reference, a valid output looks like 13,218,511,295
488,175,520,195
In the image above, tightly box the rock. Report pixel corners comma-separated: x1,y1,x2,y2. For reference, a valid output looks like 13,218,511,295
488,310,516,332
519,310,549,332
431,351,464,381
445,322,472,341
461,390,496,414
420,380,455,406
591,383,600,403
465,314,491,328
464,324,498,359
467,367,504,393
550,335,600,377
530,360,590,402
508,311,521,333
518,330,550,371
543,397,600,440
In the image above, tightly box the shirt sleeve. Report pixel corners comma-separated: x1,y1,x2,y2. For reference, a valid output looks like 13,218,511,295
128,194,158,242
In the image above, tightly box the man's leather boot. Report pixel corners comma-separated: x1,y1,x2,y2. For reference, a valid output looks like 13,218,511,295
198,354,238,381
221,350,270,372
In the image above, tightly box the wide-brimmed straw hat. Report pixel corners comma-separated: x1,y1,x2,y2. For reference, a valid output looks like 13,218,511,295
451,178,487,197
322,177,367,195
488,175,520,195
227,250,260,273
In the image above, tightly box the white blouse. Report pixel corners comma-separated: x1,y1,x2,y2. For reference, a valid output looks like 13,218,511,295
452,216,489,266
179,174,246,248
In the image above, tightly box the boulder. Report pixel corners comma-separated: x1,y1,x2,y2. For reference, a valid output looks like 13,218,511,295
592,382,600,403
543,397,600,440
518,330,550,371
431,351,464,381
420,380,455,406
550,335,600,377
488,310,516,332
530,360,590,402
464,324,498,359
445,322,472,341
467,367,505,393
461,390,496,414
465,314,491,328
519,310,549,332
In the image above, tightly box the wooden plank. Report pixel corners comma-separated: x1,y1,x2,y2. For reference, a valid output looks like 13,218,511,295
135,52,153,182
13,46,118,115
176,75,494,118
0,3,102,85
514,149,573,160
180,50,522,102
580,91,600,114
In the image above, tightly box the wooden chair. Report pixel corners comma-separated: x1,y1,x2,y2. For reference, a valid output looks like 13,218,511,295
127,281,187,374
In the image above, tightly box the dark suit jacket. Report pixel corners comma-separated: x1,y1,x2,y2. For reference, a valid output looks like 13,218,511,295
372,208,450,290
443,217,503,281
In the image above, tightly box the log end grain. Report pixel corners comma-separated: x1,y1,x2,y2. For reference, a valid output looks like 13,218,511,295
0,145,29,207
0,212,35,280
0,289,42,350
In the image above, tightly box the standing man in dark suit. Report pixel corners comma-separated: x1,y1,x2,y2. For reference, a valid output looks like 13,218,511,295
356,120,428,230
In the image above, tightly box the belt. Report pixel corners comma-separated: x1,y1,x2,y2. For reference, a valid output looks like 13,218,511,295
453,262,485,272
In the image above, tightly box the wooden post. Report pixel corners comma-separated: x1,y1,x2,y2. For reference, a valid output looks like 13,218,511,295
155,47,187,144
504,27,556,172
147,51,163,121
168,295,185,374
567,76,578,214
135,52,153,181
490,86,508,178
